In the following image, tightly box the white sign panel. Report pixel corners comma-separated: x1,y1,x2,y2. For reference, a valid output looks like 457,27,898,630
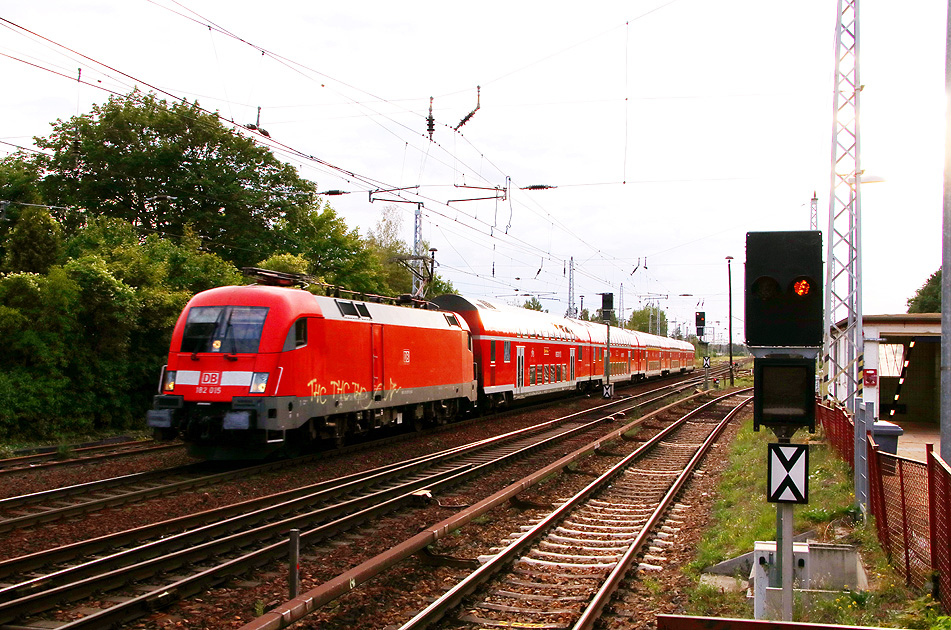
767,443,809,504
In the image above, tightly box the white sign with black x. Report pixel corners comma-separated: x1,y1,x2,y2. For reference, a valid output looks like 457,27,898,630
767,443,809,504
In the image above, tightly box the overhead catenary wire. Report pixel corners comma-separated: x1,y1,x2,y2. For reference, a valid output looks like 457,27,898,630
0,8,685,305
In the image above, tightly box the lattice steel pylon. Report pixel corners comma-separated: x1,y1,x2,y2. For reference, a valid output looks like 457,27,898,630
823,0,863,412
412,203,423,296
566,257,577,317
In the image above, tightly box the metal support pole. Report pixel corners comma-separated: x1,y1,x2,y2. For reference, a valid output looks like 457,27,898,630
604,321,613,398
855,402,871,508
727,256,734,386
289,528,300,599
781,502,794,621
941,0,951,463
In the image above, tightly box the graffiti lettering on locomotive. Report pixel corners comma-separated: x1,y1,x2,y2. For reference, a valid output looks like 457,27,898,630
307,377,403,406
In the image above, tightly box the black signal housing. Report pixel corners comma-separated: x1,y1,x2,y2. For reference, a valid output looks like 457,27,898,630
745,231,823,347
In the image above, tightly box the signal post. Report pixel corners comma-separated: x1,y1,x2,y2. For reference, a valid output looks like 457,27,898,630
745,231,822,621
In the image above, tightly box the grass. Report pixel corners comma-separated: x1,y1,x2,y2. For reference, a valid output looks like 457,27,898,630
681,400,946,627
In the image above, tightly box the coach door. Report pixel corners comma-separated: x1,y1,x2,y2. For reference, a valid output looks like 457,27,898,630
570,347,576,381
516,346,525,394
371,324,384,400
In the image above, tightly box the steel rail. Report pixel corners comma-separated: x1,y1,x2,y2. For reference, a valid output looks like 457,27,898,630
0,388,651,580
573,394,752,630
237,391,713,630
0,407,627,628
0,441,182,476
0,410,610,590
0,366,706,531
396,390,751,630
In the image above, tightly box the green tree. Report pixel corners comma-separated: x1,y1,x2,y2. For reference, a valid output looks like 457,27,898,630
907,268,941,313
625,305,667,334
523,296,544,311
256,253,312,276
424,272,456,300
275,202,385,294
34,90,317,267
366,205,413,295
0,154,45,261
0,154,43,208
3,206,63,274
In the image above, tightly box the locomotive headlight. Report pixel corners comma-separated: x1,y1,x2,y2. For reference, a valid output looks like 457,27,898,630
162,370,176,392
250,372,269,394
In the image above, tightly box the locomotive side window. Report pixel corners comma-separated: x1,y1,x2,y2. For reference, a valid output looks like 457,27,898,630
490,340,497,363
283,318,308,351
504,341,511,362
181,306,269,354
445,314,460,327
336,300,359,318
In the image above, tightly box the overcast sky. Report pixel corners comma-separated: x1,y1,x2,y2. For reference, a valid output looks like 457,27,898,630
2,0,947,343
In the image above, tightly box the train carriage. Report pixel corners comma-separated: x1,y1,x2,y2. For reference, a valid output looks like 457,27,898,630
432,295,592,407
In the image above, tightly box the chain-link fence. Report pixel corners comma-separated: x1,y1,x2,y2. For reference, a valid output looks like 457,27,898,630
818,402,946,607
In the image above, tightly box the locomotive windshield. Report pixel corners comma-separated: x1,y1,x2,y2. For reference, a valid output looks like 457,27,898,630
180,306,269,354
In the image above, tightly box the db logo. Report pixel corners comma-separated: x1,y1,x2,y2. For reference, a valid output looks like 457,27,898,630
403,350,411,364
201,372,221,385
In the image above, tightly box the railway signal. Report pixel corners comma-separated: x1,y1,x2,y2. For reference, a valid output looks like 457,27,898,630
745,231,822,348
744,231,822,435
695,311,705,338
744,231,823,621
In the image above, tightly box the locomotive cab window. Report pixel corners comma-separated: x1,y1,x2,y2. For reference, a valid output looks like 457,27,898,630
283,318,308,351
181,306,269,354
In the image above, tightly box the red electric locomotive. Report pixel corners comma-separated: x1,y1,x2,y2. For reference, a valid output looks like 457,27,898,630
148,283,477,459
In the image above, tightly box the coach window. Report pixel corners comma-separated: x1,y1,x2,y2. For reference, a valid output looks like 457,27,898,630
530,366,536,385
504,341,511,362
490,340,497,363
282,318,308,351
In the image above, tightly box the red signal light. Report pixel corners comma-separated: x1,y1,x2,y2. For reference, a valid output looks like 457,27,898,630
793,279,811,296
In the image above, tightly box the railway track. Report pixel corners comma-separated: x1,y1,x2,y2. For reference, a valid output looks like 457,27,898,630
398,390,751,630
0,388,678,629
0,439,183,477
0,367,735,629
233,387,748,630
0,367,725,536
